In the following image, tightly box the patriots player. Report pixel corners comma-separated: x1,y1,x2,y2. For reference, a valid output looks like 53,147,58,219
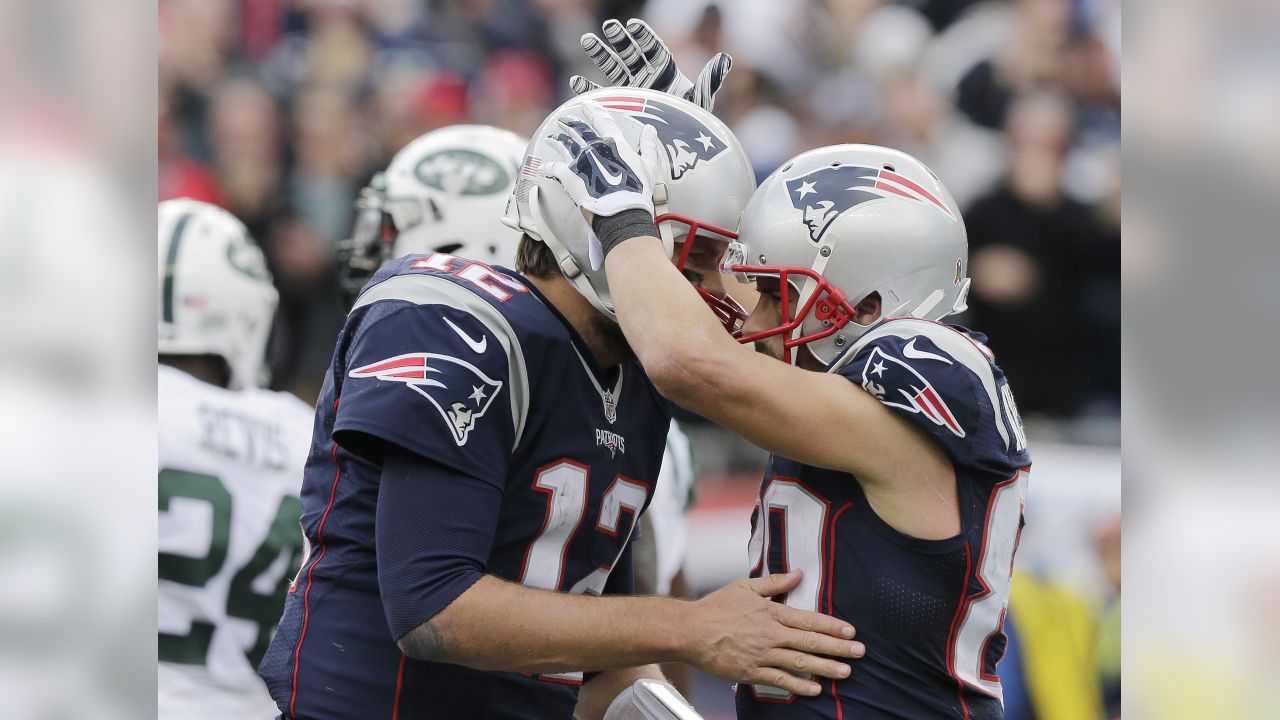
542,109,1031,719
334,117,736,698
157,199,315,719
259,89,863,720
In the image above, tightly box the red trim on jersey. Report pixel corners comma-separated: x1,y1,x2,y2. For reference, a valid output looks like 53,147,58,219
537,673,586,686
824,502,854,720
979,479,1027,683
962,472,1021,695
290,442,345,718
748,475,831,705
392,653,407,720
980,606,1010,683
596,474,648,538
519,458,590,590
945,541,974,720
945,469,1026,713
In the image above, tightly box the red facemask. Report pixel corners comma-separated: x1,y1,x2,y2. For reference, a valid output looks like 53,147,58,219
657,212,752,336
729,264,858,365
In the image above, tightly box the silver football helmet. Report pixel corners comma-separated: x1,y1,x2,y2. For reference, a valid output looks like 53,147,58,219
728,144,970,365
339,124,527,302
507,87,756,320
158,198,278,389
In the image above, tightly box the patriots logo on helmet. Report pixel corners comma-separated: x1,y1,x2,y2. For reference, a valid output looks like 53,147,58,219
786,165,956,244
860,345,965,437
598,96,726,179
348,352,503,446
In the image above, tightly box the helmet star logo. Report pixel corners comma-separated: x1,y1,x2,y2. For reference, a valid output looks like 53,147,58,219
695,133,714,151
794,180,817,199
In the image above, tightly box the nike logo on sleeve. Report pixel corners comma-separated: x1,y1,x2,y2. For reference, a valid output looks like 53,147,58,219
443,315,488,354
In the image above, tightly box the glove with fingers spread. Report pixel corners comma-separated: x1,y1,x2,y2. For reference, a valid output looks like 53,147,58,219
539,102,664,268
569,18,733,112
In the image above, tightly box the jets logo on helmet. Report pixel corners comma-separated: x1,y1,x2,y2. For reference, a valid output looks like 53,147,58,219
413,149,512,196
597,96,726,179
860,345,965,438
348,352,503,446
787,165,956,244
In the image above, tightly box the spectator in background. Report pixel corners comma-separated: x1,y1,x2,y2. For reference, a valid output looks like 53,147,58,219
956,0,1074,130
207,77,285,241
965,89,1115,419
158,90,223,204
158,0,1119,415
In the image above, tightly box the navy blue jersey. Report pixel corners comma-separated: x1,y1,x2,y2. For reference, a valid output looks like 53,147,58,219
737,319,1031,720
260,253,670,719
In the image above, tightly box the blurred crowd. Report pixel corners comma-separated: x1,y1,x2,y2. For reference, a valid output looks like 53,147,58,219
159,0,1120,432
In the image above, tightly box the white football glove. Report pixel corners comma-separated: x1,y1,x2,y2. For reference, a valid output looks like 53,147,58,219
539,101,662,220
570,18,733,112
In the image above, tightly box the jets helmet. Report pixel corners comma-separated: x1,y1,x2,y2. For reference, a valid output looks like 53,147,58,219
158,198,278,389
727,144,970,365
339,124,527,303
508,87,755,321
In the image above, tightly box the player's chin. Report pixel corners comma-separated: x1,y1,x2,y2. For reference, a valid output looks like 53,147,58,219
595,315,635,360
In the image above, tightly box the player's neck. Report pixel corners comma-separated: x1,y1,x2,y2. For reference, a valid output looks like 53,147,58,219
526,274,631,369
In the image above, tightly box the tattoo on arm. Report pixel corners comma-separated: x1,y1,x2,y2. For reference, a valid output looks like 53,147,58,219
399,620,454,662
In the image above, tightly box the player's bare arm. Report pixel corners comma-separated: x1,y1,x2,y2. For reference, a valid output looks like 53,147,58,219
542,103,959,539
397,569,861,698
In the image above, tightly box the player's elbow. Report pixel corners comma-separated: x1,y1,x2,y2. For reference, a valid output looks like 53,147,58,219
397,618,457,663
642,342,724,411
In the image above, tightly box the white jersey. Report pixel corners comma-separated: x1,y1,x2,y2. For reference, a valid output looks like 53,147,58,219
157,365,314,719
635,422,696,595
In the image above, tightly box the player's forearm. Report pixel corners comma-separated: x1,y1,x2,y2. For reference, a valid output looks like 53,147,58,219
399,575,691,672
604,235,739,406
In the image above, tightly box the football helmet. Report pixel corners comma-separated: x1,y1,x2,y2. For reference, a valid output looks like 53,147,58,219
727,144,970,365
339,124,527,303
158,198,278,389
507,87,755,321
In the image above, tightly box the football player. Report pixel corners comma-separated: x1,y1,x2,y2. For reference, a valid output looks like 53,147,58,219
541,106,1032,718
334,119,725,674
258,89,863,720
157,199,315,719
336,124,529,307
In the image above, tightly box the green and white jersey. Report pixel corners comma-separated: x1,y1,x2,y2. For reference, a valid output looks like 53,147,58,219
645,422,696,595
157,365,313,719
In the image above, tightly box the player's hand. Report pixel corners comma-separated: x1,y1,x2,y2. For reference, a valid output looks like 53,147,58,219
678,570,866,697
569,18,733,112
540,101,662,221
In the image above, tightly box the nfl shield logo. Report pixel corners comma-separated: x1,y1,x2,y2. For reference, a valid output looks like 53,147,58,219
602,389,618,424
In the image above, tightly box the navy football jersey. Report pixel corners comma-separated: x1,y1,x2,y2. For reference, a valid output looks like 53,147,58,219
260,253,670,719
737,319,1031,720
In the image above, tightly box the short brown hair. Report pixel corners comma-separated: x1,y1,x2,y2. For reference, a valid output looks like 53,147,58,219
514,233,559,278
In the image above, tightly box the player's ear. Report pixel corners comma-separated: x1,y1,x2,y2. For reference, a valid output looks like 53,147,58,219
854,292,881,325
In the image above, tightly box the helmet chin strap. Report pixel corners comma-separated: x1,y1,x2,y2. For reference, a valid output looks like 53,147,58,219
908,289,946,319
789,241,838,366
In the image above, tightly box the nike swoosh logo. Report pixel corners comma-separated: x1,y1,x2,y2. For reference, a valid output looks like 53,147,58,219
587,151,624,185
902,338,951,364
443,315,487,354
